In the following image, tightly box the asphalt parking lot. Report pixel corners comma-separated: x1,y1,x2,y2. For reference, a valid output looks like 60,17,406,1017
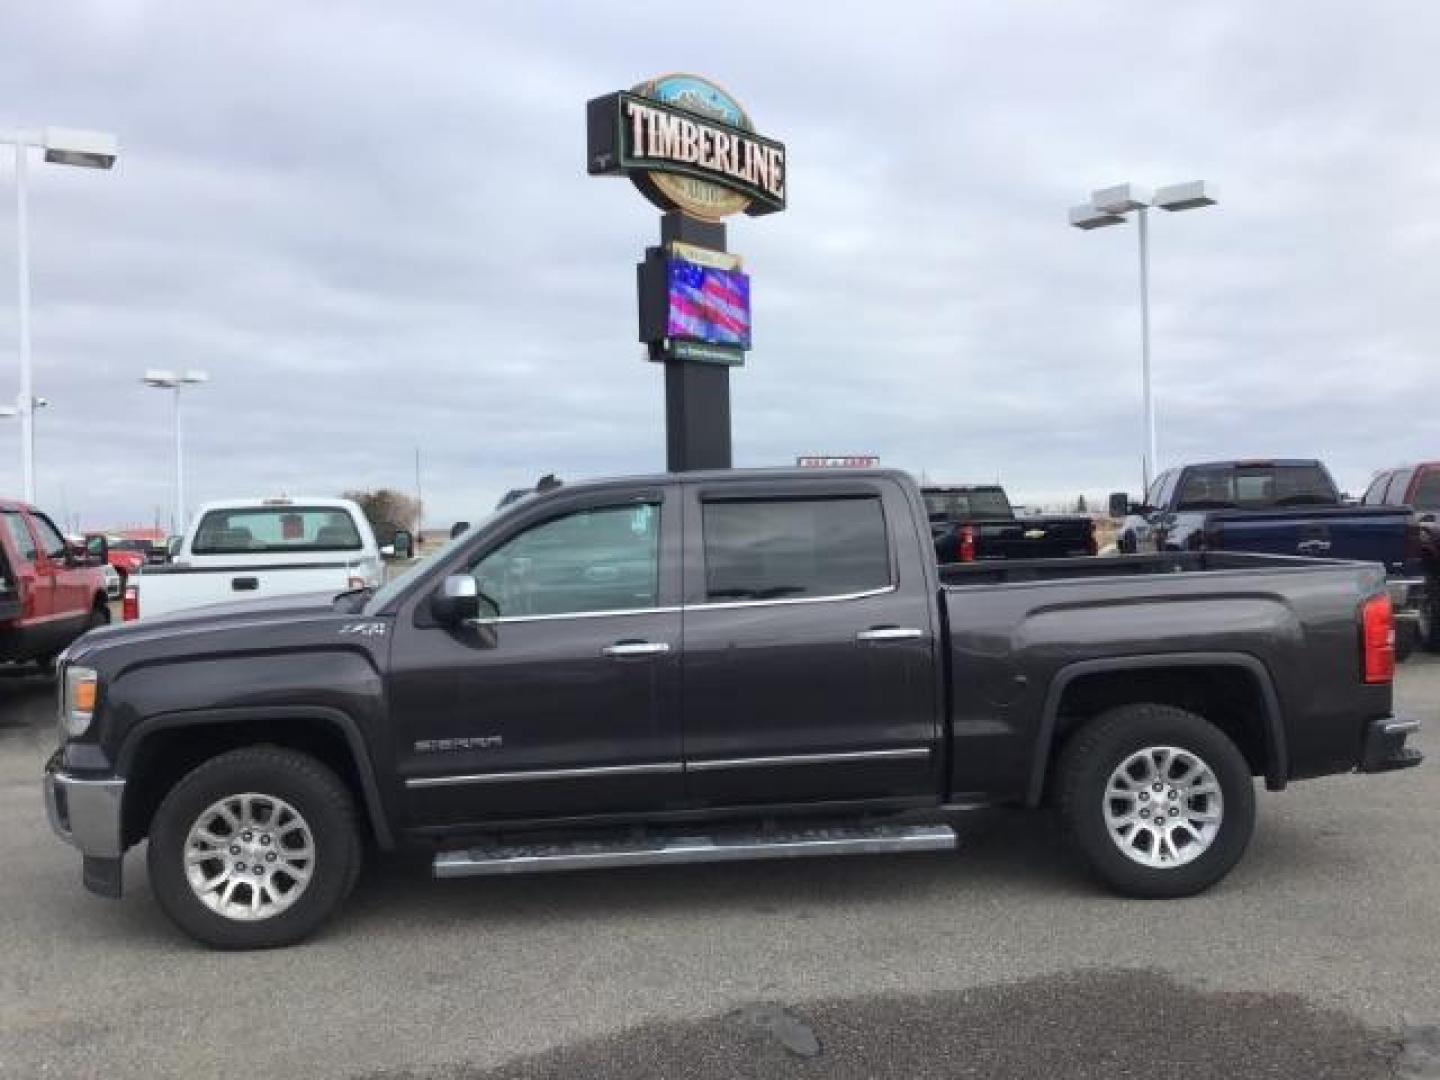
1,660,1437,1079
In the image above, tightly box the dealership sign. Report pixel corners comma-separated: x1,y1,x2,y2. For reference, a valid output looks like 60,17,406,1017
796,456,880,469
588,74,787,221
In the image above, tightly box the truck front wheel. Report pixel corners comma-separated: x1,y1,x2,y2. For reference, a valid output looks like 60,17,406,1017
1056,704,1256,898
147,746,362,949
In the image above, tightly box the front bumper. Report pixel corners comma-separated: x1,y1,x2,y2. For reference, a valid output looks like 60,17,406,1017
1359,716,1424,774
1386,578,1425,660
43,751,126,897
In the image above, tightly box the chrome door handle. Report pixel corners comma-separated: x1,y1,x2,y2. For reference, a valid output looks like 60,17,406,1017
602,641,671,658
855,627,924,642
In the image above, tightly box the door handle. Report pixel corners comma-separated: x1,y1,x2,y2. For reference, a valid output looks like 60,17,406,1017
232,577,259,592
601,641,671,658
855,626,924,642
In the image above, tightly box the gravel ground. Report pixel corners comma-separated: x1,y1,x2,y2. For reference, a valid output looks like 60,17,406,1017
1,658,1435,1079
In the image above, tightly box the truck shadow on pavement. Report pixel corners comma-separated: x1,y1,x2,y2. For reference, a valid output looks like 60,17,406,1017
352,968,1406,1080
334,807,1335,937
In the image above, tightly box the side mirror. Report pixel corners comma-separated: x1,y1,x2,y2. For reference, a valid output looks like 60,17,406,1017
166,536,183,558
386,529,414,561
83,534,109,567
1108,492,1130,520
449,521,470,540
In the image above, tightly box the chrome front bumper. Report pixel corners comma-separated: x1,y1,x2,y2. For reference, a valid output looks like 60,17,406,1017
43,753,127,895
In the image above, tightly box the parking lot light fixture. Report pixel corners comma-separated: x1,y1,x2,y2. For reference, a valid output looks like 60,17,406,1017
143,370,209,534
3,126,119,503
1069,180,1218,493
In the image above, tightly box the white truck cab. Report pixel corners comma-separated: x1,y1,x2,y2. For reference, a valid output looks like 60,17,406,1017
126,497,410,621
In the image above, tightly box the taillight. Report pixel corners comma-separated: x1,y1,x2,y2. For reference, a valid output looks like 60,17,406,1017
122,585,139,623
1361,593,1395,684
958,525,976,563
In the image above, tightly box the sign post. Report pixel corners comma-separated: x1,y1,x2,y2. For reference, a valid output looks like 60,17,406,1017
587,74,786,471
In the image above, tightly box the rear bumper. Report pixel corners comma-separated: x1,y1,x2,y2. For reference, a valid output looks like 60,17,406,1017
43,752,126,897
1359,716,1424,774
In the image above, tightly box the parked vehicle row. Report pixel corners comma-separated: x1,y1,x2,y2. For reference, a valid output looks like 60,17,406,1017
44,468,1421,948
1112,458,1425,650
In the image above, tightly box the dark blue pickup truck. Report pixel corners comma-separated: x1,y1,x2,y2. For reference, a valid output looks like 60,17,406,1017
1112,460,1421,642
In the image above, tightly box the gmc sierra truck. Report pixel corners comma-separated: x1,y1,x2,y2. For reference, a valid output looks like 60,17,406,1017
44,469,1421,949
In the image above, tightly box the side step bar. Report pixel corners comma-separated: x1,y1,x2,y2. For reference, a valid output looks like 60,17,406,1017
433,823,957,879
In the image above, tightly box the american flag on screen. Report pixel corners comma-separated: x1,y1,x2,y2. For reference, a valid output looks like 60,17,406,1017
667,259,752,350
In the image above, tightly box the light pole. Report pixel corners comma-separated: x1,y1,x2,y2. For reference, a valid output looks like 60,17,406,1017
2,128,119,502
1069,181,1217,493
143,370,208,534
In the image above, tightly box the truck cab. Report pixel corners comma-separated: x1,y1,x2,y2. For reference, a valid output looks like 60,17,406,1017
0,499,110,664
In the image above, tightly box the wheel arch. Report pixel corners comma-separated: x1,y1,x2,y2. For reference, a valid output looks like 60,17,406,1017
117,706,393,851
1027,652,1287,807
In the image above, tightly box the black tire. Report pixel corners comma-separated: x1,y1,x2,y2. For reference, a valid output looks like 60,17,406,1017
147,746,361,949
1056,704,1256,898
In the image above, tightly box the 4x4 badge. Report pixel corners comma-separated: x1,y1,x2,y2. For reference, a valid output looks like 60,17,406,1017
339,622,387,636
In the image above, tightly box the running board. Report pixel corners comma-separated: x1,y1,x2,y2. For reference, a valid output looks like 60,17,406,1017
433,823,957,879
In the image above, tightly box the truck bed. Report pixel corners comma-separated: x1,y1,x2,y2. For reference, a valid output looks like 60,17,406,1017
938,550,1354,587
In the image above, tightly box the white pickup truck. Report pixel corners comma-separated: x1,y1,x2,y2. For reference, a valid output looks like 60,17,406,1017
124,497,412,622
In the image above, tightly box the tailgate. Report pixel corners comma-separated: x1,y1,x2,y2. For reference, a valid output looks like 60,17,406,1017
976,517,1094,560
1207,506,1410,572
135,562,357,618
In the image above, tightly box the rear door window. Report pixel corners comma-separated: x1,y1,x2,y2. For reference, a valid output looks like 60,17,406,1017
1386,468,1418,506
700,497,891,602
1362,472,1393,505
1410,470,1440,511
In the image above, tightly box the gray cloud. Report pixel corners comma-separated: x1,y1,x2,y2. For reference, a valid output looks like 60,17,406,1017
0,0,1435,531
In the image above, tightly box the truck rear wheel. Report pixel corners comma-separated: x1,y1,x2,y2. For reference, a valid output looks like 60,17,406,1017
147,746,361,949
1056,704,1255,898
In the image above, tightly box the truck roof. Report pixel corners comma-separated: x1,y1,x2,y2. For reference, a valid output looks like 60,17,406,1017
191,497,365,512
1180,459,1324,470
501,467,917,502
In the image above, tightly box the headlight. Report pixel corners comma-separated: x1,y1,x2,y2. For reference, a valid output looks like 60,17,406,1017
61,665,99,738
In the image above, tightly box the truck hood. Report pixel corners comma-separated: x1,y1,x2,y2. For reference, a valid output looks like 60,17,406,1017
64,590,359,663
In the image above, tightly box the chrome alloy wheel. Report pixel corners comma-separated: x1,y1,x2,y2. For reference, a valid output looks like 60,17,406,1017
183,793,316,921
1103,746,1224,869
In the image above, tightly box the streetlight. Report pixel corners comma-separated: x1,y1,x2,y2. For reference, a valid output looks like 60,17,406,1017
1069,180,1217,493
143,370,208,534
1,128,119,503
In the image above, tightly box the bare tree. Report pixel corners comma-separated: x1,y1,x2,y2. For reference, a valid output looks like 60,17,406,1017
342,488,419,545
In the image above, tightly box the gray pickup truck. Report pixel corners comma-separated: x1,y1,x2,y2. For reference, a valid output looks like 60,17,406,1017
45,468,1421,948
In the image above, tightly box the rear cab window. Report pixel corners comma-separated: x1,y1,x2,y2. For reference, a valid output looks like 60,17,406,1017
192,507,363,555
922,489,1012,521
1174,463,1338,511
699,496,892,602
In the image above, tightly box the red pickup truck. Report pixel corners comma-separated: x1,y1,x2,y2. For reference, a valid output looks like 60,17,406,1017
0,500,111,666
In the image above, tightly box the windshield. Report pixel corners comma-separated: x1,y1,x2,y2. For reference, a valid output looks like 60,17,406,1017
192,507,363,555
1175,465,1338,510
923,489,1013,520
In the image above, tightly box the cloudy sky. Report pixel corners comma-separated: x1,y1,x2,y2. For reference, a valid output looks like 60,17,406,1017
1,1,1436,530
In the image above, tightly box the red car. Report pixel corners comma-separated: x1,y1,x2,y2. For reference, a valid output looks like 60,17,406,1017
0,499,111,666
104,539,149,587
